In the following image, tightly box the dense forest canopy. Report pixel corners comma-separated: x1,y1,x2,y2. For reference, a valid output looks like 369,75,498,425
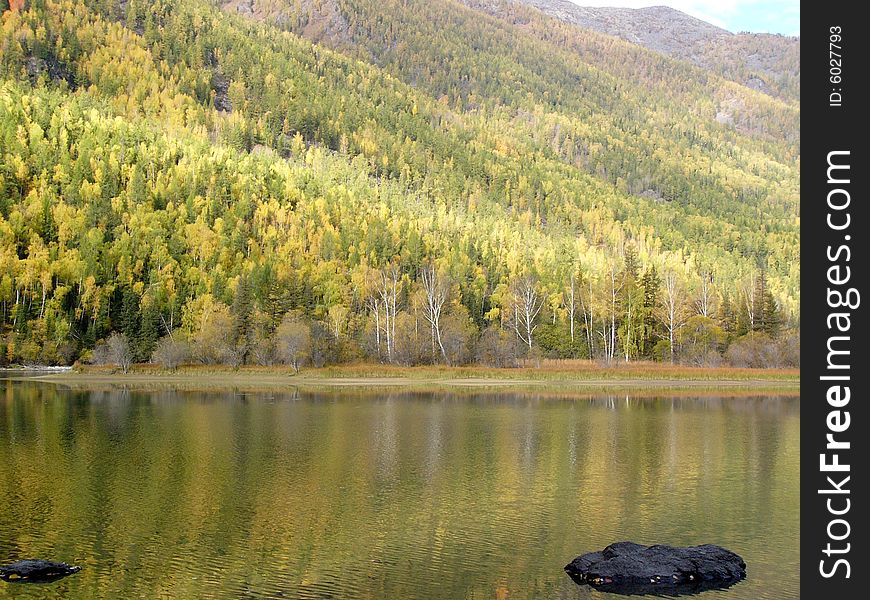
0,0,799,368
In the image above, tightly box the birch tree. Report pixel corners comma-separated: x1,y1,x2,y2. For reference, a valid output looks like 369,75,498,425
420,263,449,363
696,270,716,318
660,271,688,363
511,275,544,351
376,265,400,362
365,289,382,358
565,263,584,345
598,261,623,362
580,274,595,359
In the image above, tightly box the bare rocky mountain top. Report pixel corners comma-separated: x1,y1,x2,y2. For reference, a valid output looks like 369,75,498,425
521,1,728,49
222,0,350,44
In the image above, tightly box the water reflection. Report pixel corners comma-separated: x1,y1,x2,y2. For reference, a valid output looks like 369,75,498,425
0,381,799,599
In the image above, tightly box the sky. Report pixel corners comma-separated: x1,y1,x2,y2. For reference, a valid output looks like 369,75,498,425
567,1,800,36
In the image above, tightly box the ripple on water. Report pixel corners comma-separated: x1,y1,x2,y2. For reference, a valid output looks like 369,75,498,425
0,384,799,599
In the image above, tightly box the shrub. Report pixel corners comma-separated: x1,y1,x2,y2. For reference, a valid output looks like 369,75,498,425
93,332,133,373
475,326,516,368
152,336,191,370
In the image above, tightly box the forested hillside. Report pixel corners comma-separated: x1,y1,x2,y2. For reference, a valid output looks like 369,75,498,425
506,0,800,103
0,0,799,368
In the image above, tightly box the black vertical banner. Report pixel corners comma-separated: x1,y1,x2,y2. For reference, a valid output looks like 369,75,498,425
803,3,867,598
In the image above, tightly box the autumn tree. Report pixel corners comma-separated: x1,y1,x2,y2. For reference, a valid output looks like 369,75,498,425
659,270,689,364
420,263,449,363
276,312,311,373
152,335,190,370
510,275,544,352
186,296,236,365
231,274,254,364
95,332,133,373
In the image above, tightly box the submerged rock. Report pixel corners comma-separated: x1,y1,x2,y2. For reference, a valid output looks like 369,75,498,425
565,541,745,596
0,560,82,583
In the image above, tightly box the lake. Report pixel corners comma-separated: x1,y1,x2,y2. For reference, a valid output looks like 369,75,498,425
0,379,799,598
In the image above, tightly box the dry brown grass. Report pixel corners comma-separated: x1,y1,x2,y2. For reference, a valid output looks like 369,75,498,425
70,361,798,382
514,359,799,380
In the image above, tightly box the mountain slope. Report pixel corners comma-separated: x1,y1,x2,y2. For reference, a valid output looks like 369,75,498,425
215,1,799,211
213,0,799,283
0,0,798,366
506,0,800,102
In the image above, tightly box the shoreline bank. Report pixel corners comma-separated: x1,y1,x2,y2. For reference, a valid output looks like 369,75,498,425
8,364,800,394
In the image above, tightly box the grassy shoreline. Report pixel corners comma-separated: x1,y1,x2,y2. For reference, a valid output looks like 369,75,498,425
16,362,800,394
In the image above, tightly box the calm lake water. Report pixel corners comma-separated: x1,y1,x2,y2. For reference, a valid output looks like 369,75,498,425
0,380,799,599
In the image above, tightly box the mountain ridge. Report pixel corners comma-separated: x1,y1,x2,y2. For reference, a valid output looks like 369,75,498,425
506,0,800,101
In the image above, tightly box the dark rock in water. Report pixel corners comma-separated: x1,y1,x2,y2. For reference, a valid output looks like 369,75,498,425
565,542,745,596
0,560,82,583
